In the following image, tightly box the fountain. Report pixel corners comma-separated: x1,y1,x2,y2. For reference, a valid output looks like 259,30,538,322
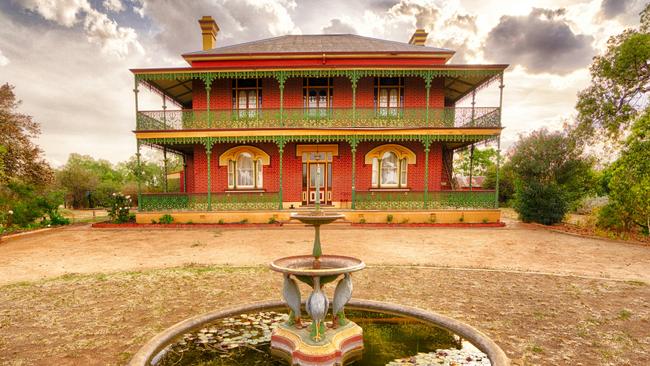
269,165,366,365
128,167,511,366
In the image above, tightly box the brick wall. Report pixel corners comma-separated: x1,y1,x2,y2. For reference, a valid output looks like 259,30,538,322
354,141,443,191
186,141,444,197
191,76,445,110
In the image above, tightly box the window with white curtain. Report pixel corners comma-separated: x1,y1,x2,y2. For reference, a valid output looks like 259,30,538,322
371,151,408,188
227,152,263,189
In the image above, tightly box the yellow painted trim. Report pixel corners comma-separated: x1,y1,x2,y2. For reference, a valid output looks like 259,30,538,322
135,128,501,139
135,209,501,224
364,144,416,165
295,144,339,157
218,145,270,166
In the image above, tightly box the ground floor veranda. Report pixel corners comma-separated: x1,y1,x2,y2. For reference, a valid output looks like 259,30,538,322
136,134,500,223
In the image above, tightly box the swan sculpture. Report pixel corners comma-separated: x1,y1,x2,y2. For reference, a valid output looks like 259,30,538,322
282,273,303,328
305,276,329,341
331,273,353,328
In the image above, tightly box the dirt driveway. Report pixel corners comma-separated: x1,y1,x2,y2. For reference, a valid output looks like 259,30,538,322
1,221,648,284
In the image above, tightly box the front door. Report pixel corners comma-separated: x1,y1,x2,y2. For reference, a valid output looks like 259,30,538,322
301,150,333,206
308,163,327,204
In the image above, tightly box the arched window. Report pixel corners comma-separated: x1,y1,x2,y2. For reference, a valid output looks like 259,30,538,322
220,146,270,190
366,144,414,189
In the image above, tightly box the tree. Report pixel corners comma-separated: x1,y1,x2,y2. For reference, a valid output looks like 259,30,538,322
483,161,516,205
454,147,497,177
0,83,52,185
509,129,595,224
56,154,124,208
574,5,650,144
598,112,650,233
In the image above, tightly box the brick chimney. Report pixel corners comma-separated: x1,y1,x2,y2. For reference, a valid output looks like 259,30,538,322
198,16,219,50
408,29,428,46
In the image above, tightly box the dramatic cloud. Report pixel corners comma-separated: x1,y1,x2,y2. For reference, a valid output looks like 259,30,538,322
137,0,301,57
15,0,143,57
389,0,439,29
322,19,356,34
485,8,595,74
600,0,646,24
103,0,124,13
0,49,9,66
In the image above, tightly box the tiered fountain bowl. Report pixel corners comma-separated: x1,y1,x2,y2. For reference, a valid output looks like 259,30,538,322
268,210,366,366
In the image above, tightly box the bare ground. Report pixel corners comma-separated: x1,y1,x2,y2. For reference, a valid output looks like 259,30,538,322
1,221,649,284
0,266,648,366
1,221,649,365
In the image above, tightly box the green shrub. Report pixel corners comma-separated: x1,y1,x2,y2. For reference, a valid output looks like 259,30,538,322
217,219,225,225
240,218,249,224
514,182,567,225
358,218,366,224
158,214,174,224
268,216,278,224
386,214,394,223
108,193,133,223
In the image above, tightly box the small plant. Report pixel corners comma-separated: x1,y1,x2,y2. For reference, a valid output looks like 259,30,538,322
158,214,174,224
428,214,437,224
386,214,394,223
482,217,489,224
187,220,194,225
217,219,225,225
459,213,465,223
401,218,409,224
268,215,279,224
108,193,133,224
150,219,157,224
240,218,249,224
359,218,366,224
618,309,632,320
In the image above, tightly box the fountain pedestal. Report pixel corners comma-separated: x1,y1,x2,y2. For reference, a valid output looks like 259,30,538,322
269,211,365,365
271,321,363,366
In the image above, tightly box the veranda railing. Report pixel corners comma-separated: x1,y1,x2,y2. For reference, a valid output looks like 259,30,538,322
136,107,500,131
138,190,497,211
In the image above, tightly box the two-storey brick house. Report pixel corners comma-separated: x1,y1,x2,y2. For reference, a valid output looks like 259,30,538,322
131,16,506,224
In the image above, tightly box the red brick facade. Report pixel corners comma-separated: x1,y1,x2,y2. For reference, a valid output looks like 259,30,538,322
182,75,449,203
184,141,447,203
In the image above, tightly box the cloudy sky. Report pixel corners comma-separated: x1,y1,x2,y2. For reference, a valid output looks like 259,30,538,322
0,0,646,165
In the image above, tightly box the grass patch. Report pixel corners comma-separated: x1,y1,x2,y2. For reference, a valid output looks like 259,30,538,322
618,309,632,320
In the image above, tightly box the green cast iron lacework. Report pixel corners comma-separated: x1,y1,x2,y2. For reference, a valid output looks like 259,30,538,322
136,107,500,131
139,192,280,212
134,69,502,83
137,134,496,148
354,190,497,210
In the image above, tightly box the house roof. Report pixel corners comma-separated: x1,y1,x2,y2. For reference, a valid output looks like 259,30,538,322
183,34,455,57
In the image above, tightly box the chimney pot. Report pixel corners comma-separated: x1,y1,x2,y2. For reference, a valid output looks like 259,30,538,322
408,29,428,46
198,16,219,51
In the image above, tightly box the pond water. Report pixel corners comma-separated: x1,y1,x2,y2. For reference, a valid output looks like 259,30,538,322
153,309,490,366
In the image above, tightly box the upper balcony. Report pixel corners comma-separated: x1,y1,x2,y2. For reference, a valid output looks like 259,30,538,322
135,106,501,131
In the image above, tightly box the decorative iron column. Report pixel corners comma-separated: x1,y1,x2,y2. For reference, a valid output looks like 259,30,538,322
468,144,475,191
182,154,187,193
162,95,168,192
206,138,213,211
496,72,505,208
276,138,286,210
470,90,476,127
349,138,358,209
350,72,359,123
204,76,213,128
422,138,431,209
136,141,142,211
133,78,142,210
277,72,286,127
424,74,432,127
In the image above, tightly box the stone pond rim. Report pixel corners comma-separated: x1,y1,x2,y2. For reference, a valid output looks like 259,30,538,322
127,299,511,366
